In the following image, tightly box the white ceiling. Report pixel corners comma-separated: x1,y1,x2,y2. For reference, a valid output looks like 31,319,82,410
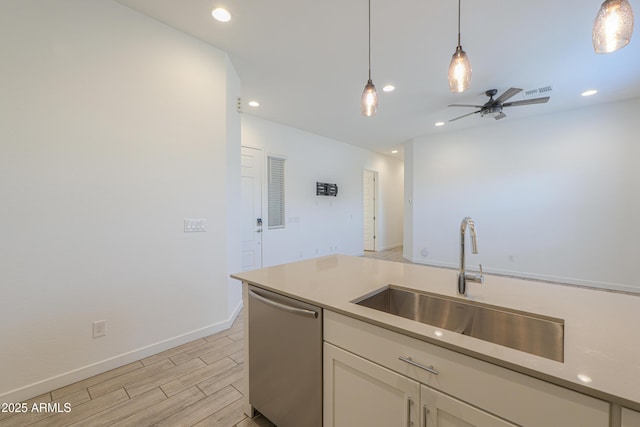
116,0,640,156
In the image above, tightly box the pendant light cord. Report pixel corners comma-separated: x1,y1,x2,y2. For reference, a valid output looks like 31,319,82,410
457,0,461,48
368,0,372,80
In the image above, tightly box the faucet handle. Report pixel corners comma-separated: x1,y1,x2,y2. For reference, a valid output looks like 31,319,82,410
474,264,484,284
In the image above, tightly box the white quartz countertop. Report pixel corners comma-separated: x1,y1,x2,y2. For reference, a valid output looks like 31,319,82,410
232,254,640,407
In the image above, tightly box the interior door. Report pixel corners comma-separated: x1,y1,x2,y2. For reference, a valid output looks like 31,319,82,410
241,146,263,271
363,169,377,251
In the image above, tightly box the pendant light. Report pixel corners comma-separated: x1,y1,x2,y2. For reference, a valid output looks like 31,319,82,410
592,0,634,54
448,0,472,93
361,0,378,116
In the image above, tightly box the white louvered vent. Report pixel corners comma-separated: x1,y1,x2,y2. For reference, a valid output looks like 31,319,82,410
523,86,553,98
267,156,285,229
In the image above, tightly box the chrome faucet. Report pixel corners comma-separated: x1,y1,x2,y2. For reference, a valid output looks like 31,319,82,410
458,216,484,295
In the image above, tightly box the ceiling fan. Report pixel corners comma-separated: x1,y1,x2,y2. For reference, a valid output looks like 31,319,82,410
448,88,550,122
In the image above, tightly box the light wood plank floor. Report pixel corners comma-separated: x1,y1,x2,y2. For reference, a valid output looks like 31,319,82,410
0,314,275,427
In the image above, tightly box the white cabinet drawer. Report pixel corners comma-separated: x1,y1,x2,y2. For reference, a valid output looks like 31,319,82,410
324,310,609,427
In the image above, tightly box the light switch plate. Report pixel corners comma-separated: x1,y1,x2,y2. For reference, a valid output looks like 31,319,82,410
184,218,207,232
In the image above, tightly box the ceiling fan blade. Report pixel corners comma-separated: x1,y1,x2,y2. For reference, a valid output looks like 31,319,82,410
494,87,523,104
449,110,481,122
494,112,507,120
502,96,550,107
448,104,484,108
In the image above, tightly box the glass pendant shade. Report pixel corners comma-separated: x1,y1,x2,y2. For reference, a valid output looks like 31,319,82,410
448,46,472,93
361,79,378,117
593,0,634,54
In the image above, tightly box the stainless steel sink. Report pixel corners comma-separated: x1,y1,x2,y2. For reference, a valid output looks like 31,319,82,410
353,285,564,362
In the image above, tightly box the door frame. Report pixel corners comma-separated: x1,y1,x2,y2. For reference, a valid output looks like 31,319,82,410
363,169,379,252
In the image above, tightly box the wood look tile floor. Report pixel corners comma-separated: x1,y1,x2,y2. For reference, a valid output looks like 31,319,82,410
0,314,276,427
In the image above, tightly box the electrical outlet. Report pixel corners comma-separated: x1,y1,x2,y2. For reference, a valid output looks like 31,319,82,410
93,320,106,338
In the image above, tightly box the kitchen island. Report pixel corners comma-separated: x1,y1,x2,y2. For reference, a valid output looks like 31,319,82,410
232,254,640,426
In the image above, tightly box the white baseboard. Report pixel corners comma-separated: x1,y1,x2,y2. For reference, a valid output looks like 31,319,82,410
402,259,640,295
1,300,244,403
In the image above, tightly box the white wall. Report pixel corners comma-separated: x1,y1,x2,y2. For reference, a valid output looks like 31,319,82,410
242,115,404,267
405,97,640,293
0,0,241,401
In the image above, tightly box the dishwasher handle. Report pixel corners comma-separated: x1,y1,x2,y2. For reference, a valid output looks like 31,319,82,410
249,290,319,319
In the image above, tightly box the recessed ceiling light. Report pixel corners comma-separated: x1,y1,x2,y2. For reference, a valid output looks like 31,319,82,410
212,8,231,22
248,100,260,107
581,89,598,97
391,150,398,154
577,374,593,384
435,121,445,127
382,85,395,92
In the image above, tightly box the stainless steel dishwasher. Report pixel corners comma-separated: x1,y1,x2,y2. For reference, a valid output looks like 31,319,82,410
248,285,322,427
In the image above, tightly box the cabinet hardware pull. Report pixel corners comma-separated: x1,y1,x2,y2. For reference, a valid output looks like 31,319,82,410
248,290,318,318
398,356,440,375
423,405,430,427
407,397,413,427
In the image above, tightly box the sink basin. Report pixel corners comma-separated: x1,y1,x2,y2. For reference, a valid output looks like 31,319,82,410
353,285,564,362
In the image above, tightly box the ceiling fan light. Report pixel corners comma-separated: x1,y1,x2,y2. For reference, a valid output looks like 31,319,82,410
361,79,378,117
593,0,634,54
481,106,503,118
448,46,472,93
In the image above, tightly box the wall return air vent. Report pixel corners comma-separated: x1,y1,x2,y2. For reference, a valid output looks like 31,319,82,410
522,85,553,98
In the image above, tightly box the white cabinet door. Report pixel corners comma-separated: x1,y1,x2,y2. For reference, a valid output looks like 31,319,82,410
421,385,517,427
324,343,420,427
622,407,640,427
